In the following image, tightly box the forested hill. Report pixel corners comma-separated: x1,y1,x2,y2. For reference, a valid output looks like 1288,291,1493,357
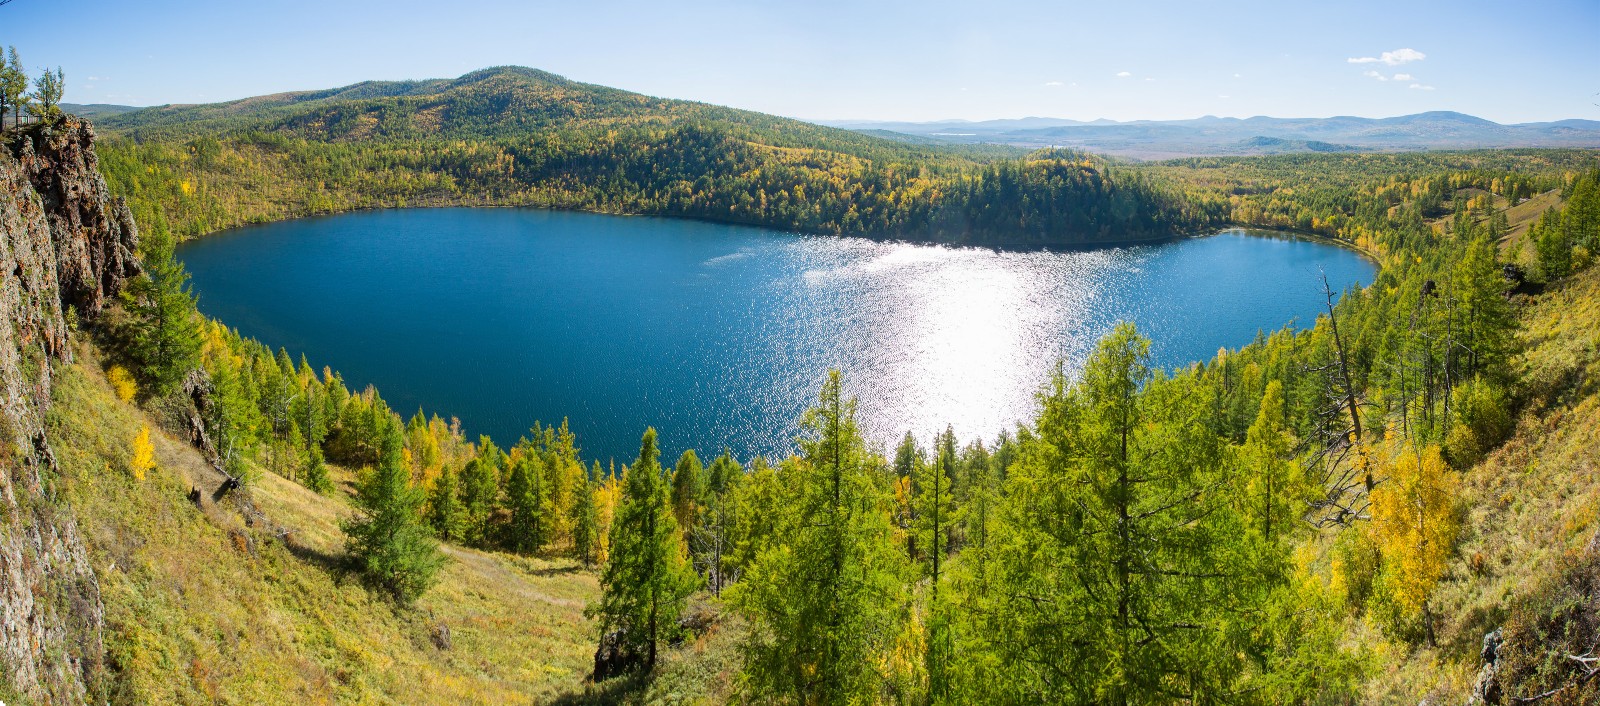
91,66,1221,245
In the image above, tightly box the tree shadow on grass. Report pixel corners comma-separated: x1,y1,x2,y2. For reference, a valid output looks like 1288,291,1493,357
526,563,589,578
282,533,356,583
546,670,653,706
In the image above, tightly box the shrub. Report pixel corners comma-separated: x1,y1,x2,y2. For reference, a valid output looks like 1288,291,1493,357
107,365,138,402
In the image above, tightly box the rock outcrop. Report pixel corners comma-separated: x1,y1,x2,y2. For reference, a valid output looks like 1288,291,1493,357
0,116,132,704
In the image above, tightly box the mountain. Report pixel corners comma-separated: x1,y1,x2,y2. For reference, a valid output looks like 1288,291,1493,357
58,103,142,118
822,111,1600,159
88,67,1217,247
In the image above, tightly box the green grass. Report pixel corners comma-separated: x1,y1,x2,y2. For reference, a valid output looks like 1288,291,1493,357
46,343,739,704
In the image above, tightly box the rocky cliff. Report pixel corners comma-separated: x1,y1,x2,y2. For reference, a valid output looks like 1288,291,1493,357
0,116,138,704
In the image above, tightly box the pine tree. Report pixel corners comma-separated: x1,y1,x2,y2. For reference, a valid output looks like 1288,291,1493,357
459,437,503,547
204,353,260,483
2,47,29,127
728,371,909,701
504,449,546,554
29,66,63,118
917,426,959,700
343,415,442,603
571,463,601,567
670,448,704,544
302,442,333,494
123,219,201,395
698,451,742,594
427,464,466,543
1243,380,1303,547
970,325,1269,703
590,428,698,672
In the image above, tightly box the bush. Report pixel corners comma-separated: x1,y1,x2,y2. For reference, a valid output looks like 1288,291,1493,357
107,365,137,402
1447,377,1514,468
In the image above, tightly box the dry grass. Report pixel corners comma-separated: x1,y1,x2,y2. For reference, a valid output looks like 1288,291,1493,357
1354,264,1600,702
47,343,740,704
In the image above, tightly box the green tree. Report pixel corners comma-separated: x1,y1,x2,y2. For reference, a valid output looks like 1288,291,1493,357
204,354,260,483
504,449,547,554
729,371,910,702
698,451,742,594
123,219,201,395
1453,236,1514,380
1243,380,1304,546
1,47,28,127
670,448,704,543
29,66,63,118
971,325,1271,703
917,426,958,699
590,428,698,672
571,463,601,566
302,442,333,494
459,437,503,547
343,415,442,603
427,464,466,543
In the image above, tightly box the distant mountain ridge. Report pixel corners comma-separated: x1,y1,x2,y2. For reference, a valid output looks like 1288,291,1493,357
86,67,1213,247
821,111,1600,159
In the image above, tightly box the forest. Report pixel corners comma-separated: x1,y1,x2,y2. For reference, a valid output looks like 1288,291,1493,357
87,79,1600,700
91,67,1219,246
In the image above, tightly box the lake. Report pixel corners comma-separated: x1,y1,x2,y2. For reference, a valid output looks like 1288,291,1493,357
178,209,1374,464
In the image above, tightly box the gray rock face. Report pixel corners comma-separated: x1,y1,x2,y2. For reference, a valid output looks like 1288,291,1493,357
0,116,130,704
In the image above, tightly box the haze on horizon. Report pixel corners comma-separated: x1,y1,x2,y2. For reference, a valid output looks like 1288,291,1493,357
7,0,1598,125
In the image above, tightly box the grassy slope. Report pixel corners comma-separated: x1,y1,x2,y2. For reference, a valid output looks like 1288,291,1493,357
1362,263,1600,703
47,343,739,705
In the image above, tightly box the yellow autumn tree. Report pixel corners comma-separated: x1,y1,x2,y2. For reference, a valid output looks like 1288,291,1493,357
1368,441,1460,643
130,426,156,481
107,365,138,402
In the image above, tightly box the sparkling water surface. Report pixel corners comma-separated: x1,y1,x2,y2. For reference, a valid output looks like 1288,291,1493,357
178,209,1374,463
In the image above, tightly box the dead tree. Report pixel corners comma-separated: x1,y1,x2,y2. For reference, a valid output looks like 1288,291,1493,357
1305,269,1374,527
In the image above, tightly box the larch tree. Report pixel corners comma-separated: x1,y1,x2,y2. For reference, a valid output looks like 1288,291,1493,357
504,448,547,554
459,437,504,548
728,371,910,702
916,425,958,699
427,464,466,543
571,462,601,566
123,217,201,395
1368,442,1460,645
343,414,442,604
972,324,1271,704
590,428,698,672
670,448,705,546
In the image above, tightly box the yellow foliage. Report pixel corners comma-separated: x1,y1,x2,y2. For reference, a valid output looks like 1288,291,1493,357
180,179,194,196
130,426,156,481
107,365,138,402
1368,443,1460,616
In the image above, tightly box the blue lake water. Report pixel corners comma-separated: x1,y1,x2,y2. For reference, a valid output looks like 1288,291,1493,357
177,209,1374,463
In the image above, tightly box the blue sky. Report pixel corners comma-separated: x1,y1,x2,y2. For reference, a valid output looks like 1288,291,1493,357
5,0,1597,123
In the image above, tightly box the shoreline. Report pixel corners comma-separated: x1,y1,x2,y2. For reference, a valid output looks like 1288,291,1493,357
173,199,1378,265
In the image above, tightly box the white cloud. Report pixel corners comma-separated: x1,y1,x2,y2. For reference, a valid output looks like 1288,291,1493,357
1043,80,1064,87
1218,94,1231,99
1364,70,1388,81
1116,71,1131,78
1348,48,1426,66
1409,83,1435,91
1393,73,1413,81
1233,73,1242,78
1144,77,1156,82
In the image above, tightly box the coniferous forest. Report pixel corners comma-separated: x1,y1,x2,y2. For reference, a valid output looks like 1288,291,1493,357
4,42,1600,706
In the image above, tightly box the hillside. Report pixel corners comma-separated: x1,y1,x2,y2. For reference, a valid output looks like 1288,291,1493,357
824,112,1600,159
7,100,1600,704
46,343,742,704
88,67,1216,247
